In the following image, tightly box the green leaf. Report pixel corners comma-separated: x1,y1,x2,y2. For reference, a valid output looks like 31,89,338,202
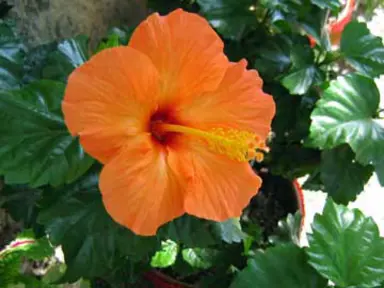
95,34,120,53
310,0,341,10
95,27,133,53
230,244,327,288
307,198,384,287
375,160,384,186
320,145,374,204
0,185,42,230
212,218,246,244
281,43,324,95
308,73,384,185
0,56,22,89
341,22,384,77
253,36,291,79
37,172,158,283
150,240,178,268
159,215,217,248
0,80,94,187
42,35,89,82
9,230,54,260
182,248,219,269
0,21,25,90
0,20,25,63
197,0,257,39
281,66,322,95
22,42,58,84
268,212,302,246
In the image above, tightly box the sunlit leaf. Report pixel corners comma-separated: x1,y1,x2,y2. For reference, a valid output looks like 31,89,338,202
341,22,384,77
309,73,384,185
307,198,384,287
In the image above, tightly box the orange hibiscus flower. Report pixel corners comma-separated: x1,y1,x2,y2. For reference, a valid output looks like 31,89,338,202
62,9,275,236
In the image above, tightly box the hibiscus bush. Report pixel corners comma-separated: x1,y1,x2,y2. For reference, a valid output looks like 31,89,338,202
1,0,384,287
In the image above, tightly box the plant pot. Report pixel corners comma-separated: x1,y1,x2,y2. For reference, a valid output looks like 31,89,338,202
246,169,305,241
145,270,192,288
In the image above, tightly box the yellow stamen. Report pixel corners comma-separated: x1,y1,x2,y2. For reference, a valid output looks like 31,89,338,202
156,123,267,162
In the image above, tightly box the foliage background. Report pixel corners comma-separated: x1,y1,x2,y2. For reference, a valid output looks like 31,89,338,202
1,0,384,287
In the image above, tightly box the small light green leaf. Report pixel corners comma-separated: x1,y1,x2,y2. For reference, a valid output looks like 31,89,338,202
309,73,384,184
0,80,94,187
150,240,178,268
230,244,327,288
95,27,133,53
197,0,257,39
182,248,219,269
341,22,384,77
307,198,384,287
320,145,374,204
42,35,90,82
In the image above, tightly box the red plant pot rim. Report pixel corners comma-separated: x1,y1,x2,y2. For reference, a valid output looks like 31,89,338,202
293,179,306,233
145,270,193,288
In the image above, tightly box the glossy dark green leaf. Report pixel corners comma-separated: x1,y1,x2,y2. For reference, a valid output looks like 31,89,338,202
0,20,25,63
150,240,178,268
320,145,374,204
253,36,291,79
230,244,327,288
307,198,384,287
281,43,324,95
159,215,217,248
0,80,94,187
197,0,257,39
182,248,219,269
281,66,321,95
0,21,25,89
376,160,384,186
0,185,42,229
38,172,158,283
0,56,22,89
309,73,384,185
311,0,341,10
22,42,58,84
42,35,89,82
341,22,384,77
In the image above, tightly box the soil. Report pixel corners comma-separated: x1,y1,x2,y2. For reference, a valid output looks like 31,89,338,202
247,170,300,241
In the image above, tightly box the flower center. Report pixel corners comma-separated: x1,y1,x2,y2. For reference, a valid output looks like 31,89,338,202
151,121,267,163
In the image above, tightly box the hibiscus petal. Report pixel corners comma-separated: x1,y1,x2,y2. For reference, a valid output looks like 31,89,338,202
129,9,228,104
62,47,160,163
176,59,276,139
177,138,261,221
100,134,186,236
